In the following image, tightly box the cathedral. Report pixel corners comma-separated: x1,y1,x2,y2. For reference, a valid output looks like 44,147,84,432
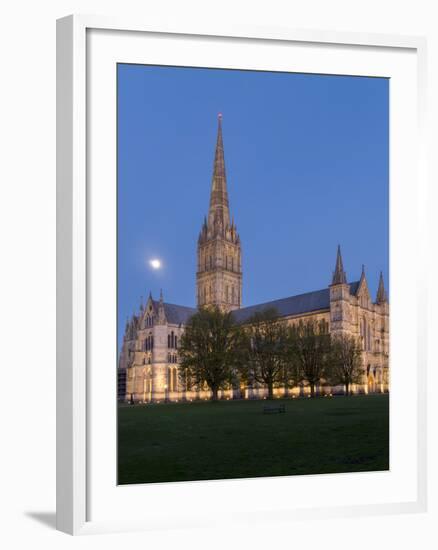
119,115,389,402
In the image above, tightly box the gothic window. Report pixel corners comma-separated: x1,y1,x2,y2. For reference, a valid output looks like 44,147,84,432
231,257,234,271
209,255,212,269
172,368,177,391
174,335,178,349
225,256,228,269
203,286,206,303
168,334,171,348
226,285,229,303
231,286,235,304
168,352,171,363
360,318,365,349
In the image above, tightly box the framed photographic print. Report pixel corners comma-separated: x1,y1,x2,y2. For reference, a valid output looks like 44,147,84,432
56,15,427,535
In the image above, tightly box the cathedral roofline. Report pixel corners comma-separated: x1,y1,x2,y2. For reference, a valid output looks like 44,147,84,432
232,282,360,323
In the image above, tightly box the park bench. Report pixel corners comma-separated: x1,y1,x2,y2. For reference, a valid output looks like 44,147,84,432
263,404,286,414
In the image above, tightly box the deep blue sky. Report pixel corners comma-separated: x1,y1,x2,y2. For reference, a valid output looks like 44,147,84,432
118,64,389,346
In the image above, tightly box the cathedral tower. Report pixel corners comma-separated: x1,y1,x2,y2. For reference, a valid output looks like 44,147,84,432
196,114,242,311
329,245,352,335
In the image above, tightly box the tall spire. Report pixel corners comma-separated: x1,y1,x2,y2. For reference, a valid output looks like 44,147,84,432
208,113,230,230
197,115,242,311
376,271,388,303
332,245,347,285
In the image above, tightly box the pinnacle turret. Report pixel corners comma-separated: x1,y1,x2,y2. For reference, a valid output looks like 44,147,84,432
157,288,167,324
376,271,388,303
331,245,347,285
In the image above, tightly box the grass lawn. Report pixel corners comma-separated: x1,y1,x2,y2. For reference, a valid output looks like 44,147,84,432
118,394,389,485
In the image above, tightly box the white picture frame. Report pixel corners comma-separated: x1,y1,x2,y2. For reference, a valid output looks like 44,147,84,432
56,14,428,535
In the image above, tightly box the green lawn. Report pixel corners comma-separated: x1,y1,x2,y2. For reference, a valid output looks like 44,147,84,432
118,394,389,485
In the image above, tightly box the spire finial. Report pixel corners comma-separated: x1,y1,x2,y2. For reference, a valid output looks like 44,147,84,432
332,244,347,285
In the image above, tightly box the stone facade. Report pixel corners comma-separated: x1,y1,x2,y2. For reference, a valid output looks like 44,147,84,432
120,115,389,402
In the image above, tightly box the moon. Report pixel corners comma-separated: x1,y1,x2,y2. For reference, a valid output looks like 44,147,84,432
149,259,162,270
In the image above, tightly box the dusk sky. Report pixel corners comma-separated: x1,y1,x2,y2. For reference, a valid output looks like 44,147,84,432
118,64,389,346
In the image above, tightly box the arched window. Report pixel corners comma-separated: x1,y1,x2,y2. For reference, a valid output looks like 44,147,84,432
360,318,365,349
231,257,234,271
174,335,178,349
231,286,235,304
226,285,229,303
168,334,171,348
172,368,177,391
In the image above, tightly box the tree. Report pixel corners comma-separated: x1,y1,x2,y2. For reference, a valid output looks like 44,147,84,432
240,308,291,400
289,319,331,397
178,306,241,401
328,333,363,396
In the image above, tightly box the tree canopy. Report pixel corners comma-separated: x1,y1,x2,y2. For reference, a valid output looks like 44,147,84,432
240,308,293,399
178,306,241,400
